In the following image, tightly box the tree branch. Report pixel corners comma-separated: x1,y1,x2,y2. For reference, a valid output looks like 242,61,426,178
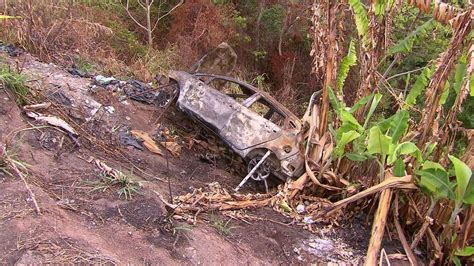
125,0,148,31
151,0,184,32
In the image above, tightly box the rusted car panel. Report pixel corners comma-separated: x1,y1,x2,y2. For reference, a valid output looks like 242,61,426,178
169,70,305,181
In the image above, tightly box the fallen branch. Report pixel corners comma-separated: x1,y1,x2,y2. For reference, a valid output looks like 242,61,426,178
5,157,41,215
365,188,393,265
394,193,418,266
322,175,416,217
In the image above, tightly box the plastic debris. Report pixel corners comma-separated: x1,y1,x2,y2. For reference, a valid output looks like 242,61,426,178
123,80,173,106
0,43,24,57
104,106,115,114
23,102,52,111
131,130,165,155
118,129,144,150
296,204,306,214
26,112,78,136
94,75,117,86
68,68,92,78
303,216,314,224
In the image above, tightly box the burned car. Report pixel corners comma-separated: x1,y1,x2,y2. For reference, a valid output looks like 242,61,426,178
168,71,305,188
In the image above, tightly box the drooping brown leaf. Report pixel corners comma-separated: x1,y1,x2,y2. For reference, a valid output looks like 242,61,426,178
418,9,472,146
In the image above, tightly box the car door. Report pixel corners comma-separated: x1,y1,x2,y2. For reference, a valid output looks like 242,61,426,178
219,97,282,150
176,73,240,133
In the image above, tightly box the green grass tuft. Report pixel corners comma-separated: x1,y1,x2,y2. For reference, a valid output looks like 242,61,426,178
0,66,30,105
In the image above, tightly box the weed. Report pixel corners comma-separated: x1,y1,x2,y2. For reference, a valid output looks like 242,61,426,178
209,213,232,236
0,66,29,105
74,57,96,73
90,170,141,200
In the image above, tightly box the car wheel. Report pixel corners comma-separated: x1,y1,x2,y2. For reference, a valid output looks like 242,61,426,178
246,151,278,193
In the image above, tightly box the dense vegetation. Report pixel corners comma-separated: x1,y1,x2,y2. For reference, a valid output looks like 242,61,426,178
1,0,473,264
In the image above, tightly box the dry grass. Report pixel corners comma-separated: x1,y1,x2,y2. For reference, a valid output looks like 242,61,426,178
0,0,183,82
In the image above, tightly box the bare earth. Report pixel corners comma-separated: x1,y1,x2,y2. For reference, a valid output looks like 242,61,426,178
0,52,376,264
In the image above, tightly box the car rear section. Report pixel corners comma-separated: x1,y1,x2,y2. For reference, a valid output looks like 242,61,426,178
169,70,304,181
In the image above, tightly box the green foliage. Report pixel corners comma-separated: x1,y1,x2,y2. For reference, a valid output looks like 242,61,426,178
367,126,393,155
233,15,248,28
337,39,357,91
374,0,395,17
449,155,473,205
386,19,435,57
91,170,142,200
75,57,95,73
363,93,382,129
261,5,286,33
418,168,455,200
334,130,361,157
209,214,232,236
455,246,474,257
0,66,29,105
388,141,421,164
109,21,147,58
350,94,373,113
404,66,434,108
458,97,474,128
387,110,409,143
252,50,267,61
348,0,369,38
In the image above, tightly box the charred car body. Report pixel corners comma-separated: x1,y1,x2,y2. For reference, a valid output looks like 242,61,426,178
169,71,305,185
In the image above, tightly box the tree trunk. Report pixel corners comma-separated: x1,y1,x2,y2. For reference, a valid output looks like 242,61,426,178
146,0,153,47
319,1,337,136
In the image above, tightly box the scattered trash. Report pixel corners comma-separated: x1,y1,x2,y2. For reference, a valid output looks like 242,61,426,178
104,106,115,114
118,129,144,150
68,68,92,78
296,204,305,214
94,75,118,86
123,80,173,106
303,217,314,224
0,43,24,57
163,141,181,157
131,130,166,156
23,102,51,111
26,112,78,136
47,90,73,106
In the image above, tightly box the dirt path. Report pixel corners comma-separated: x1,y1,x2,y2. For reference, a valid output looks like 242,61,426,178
0,51,370,264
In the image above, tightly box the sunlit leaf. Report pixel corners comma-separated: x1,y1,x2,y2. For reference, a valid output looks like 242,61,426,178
386,19,435,57
367,126,393,155
455,246,474,256
334,130,361,157
449,155,473,203
350,93,373,113
337,39,357,91
405,66,434,108
394,159,405,177
423,160,446,171
389,110,409,144
388,141,421,164
418,168,455,200
363,93,382,129
348,0,369,38
341,109,364,132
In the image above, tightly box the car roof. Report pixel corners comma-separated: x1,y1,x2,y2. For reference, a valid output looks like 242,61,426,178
191,73,302,124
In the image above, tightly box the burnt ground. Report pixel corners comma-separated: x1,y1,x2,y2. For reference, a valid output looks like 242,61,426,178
0,52,408,264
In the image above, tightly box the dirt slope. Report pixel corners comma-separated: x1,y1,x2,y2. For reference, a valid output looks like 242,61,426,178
0,51,369,264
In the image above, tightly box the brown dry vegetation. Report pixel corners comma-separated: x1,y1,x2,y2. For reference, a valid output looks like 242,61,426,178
1,0,473,265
